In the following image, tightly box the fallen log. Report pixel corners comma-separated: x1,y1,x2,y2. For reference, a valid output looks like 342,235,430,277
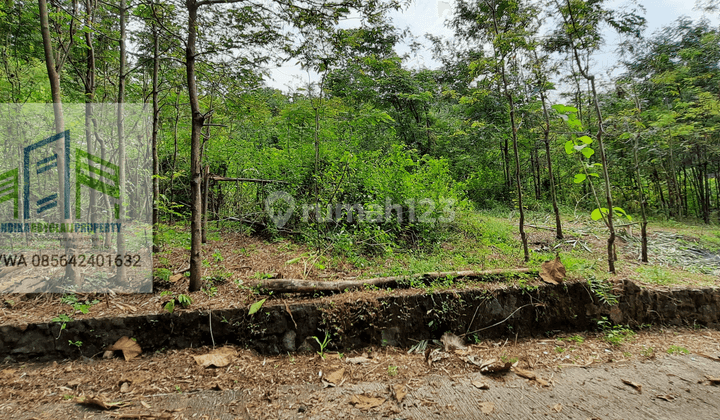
252,267,534,293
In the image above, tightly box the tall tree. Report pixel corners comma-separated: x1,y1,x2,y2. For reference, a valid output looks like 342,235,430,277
549,0,645,273
38,0,81,284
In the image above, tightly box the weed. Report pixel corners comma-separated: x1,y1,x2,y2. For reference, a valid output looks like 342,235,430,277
500,355,518,364
313,331,331,359
202,286,218,297
588,277,618,306
667,345,689,355
164,300,175,314
177,294,192,308
562,335,585,344
641,347,655,358
174,385,182,393
68,340,83,348
555,346,565,353
387,365,398,377
597,317,635,346
636,266,676,286
63,394,74,400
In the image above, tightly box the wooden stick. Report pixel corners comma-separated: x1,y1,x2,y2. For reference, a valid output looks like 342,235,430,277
252,268,534,293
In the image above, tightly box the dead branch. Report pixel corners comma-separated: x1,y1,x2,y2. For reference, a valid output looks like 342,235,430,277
251,268,534,293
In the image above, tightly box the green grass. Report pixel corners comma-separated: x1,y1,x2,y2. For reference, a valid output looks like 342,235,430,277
635,266,677,285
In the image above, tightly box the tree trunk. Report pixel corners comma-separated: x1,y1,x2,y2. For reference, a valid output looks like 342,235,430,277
632,133,648,262
38,0,81,285
186,0,204,292
539,89,563,240
115,0,127,283
84,0,98,247
151,16,160,244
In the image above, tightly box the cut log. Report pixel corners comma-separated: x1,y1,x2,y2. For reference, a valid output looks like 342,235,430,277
251,268,534,293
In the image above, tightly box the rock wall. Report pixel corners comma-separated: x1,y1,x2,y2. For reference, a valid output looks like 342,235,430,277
1,280,718,361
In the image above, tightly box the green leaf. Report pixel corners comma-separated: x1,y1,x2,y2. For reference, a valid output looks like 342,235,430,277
588,172,600,177
552,104,578,113
564,140,575,155
578,135,593,144
591,208,608,221
164,300,175,314
581,147,595,159
248,298,267,315
574,174,587,183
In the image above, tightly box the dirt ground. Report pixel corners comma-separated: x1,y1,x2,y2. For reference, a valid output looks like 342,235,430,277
1,326,719,419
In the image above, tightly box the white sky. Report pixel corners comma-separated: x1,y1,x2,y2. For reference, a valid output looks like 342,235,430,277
264,0,717,93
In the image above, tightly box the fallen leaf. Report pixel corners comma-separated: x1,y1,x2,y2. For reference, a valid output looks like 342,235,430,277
553,403,563,413
479,401,495,414
67,378,83,387
119,382,131,393
656,394,675,401
345,356,371,365
0,369,16,379
168,274,183,283
350,394,385,410
140,401,151,409
392,384,407,403
471,381,490,390
441,332,467,352
76,396,130,410
325,368,345,385
622,379,643,393
480,359,512,374
464,355,484,367
193,347,237,368
513,367,550,386
706,375,720,385
106,337,142,361
540,254,566,285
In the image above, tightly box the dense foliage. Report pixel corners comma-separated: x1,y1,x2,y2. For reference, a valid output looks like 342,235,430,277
2,0,718,285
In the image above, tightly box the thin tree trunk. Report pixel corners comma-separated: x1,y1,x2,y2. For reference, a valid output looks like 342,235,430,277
538,87,563,239
115,0,127,283
84,0,98,247
39,0,81,284
563,0,616,272
186,0,204,292
489,5,528,262
632,132,648,262
151,15,160,244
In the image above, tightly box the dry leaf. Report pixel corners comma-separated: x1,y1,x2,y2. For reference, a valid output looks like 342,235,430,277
119,382,131,393
622,379,643,393
350,394,385,410
107,337,142,361
76,396,129,410
345,356,371,365
67,378,83,387
479,401,495,414
513,367,550,386
480,359,512,374
471,381,490,390
140,401,151,409
193,347,236,368
392,384,407,403
656,394,675,401
553,403,563,413
540,254,566,285
325,368,345,385
168,274,183,283
705,375,720,385
441,332,467,352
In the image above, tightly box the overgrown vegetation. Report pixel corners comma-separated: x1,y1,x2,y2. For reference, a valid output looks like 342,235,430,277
3,0,720,291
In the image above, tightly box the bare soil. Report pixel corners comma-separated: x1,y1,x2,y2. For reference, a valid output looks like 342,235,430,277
1,326,718,419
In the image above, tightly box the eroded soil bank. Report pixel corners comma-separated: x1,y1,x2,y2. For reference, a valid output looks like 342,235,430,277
1,279,718,361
